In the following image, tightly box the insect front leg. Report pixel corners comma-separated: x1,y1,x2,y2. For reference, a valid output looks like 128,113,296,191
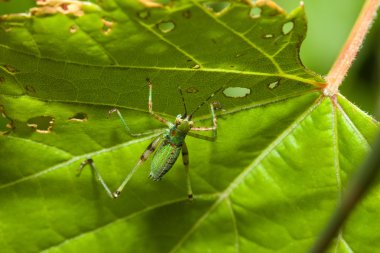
78,136,161,199
108,78,171,137
181,142,193,200
108,108,146,137
147,78,171,127
189,103,218,142
108,108,165,137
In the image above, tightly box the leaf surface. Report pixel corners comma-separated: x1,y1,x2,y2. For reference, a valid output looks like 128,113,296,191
0,1,379,253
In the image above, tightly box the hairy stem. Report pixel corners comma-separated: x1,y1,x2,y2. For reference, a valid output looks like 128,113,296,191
324,0,380,96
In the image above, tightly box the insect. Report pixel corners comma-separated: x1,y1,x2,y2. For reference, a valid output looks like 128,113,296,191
78,78,223,200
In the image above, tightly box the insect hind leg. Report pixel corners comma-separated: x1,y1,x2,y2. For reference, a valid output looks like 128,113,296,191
113,136,162,198
77,158,115,199
182,142,193,200
78,137,162,199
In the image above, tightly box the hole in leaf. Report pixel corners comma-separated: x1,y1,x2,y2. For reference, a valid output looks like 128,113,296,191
268,80,279,89
2,64,17,73
0,105,14,135
102,17,113,35
25,85,36,94
282,21,294,35
32,1,84,17
137,10,150,19
249,7,261,18
70,24,78,33
185,87,199,93
223,87,251,98
191,64,200,69
212,100,224,111
204,2,231,14
69,112,88,122
60,3,69,11
263,34,274,39
157,21,175,33
139,0,164,8
182,10,192,18
27,116,55,134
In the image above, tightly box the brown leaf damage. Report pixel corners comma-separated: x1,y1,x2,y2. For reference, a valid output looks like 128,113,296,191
31,0,85,17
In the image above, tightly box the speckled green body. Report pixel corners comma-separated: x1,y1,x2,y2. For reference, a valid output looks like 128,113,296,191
150,123,187,180
78,82,220,200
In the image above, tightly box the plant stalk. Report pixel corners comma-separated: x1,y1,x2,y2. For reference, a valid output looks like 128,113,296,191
324,0,380,96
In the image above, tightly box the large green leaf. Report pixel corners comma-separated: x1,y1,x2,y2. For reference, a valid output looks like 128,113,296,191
0,1,379,252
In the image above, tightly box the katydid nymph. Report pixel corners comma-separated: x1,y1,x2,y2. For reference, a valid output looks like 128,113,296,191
78,79,223,200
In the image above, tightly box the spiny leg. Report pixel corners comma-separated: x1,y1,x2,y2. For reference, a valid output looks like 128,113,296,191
147,78,171,126
113,136,162,198
78,136,162,199
77,158,115,199
190,103,218,142
181,142,193,200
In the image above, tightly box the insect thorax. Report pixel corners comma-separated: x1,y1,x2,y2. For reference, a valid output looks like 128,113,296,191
164,125,186,147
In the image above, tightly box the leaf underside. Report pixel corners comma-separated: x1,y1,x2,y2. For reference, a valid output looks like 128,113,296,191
0,1,379,253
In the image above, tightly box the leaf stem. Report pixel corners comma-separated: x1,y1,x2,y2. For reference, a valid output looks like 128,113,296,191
324,0,380,96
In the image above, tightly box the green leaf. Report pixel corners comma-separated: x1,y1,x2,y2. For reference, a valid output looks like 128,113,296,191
0,1,378,253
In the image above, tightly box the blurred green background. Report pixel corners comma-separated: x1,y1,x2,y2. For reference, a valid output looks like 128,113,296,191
1,0,378,116
277,0,380,119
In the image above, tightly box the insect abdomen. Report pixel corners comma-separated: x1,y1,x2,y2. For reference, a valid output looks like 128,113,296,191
150,141,181,181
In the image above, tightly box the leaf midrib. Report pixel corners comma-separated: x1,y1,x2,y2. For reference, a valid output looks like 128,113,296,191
34,94,321,253
0,132,162,190
190,0,283,73
39,193,221,253
168,95,324,252
0,45,323,88
0,89,319,193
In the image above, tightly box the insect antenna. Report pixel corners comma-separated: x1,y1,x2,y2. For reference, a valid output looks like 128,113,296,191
178,87,188,118
188,86,224,119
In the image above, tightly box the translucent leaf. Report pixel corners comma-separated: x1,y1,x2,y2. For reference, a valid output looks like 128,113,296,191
0,1,379,252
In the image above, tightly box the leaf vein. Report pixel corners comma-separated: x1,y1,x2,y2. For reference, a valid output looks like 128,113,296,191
191,0,282,73
169,95,323,252
226,198,239,253
336,98,371,149
39,193,220,253
113,1,201,65
69,19,119,65
0,132,162,190
0,44,322,86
